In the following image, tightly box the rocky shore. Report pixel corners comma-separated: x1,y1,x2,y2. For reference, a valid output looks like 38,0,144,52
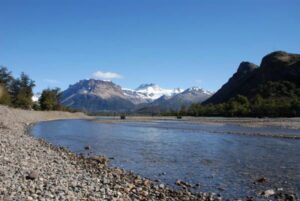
0,106,222,201
0,106,298,201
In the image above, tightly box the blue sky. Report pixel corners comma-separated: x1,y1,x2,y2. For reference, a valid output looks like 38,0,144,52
0,0,299,93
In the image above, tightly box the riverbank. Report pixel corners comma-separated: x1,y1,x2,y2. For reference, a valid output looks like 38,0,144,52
0,106,219,201
1,106,298,200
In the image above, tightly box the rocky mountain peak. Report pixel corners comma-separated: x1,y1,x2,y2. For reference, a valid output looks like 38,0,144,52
261,51,300,68
68,79,122,95
184,87,213,95
237,62,258,74
60,79,211,113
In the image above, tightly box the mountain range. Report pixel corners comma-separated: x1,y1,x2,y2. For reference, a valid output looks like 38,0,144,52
33,50,300,114
60,80,213,113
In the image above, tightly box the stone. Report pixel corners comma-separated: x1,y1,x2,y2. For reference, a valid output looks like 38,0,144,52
262,189,275,197
25,171,38,181
256,177,267,183
175,180,192,188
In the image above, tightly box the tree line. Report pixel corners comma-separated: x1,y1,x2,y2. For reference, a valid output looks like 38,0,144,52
0,66,74,112
0,67,35,109
180,81,300,117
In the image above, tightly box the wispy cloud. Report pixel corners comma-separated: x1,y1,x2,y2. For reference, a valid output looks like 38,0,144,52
44,79,61,84
92,71,123,80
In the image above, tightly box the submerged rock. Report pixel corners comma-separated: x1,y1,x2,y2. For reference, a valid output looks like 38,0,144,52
262,189,275,197
175,180,192,188
256,177,267,183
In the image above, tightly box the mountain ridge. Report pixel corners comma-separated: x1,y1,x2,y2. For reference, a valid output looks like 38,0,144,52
60,79,212,113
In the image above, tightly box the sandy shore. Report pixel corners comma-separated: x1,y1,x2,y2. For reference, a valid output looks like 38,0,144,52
0,106,221,201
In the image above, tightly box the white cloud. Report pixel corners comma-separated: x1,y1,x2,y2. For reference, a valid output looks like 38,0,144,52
44,79,60,84
92,71,123,80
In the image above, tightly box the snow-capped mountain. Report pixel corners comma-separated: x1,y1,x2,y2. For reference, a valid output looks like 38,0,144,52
60,79,212,113
183,87,213,95
60,79,138,112
126,83,183,101
136,87,213,113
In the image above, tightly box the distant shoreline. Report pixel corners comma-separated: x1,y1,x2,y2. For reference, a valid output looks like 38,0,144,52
92,116,300,140
92,115,300,130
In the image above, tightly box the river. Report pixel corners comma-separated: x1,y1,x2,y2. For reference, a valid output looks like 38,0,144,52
31,119,300,199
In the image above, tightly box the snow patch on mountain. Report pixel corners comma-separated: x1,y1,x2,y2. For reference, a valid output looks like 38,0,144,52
184,87,214,95
132,84,184,100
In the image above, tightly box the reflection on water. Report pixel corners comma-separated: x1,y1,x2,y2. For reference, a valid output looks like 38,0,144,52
31,119,300,199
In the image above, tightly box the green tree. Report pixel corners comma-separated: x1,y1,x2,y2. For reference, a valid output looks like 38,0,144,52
0,84,11,105
290,98,300,116
0,67,14,105
39,88,61,111
179,105,187,116
225,95,250,116
0,67,14,89
11,73,35,109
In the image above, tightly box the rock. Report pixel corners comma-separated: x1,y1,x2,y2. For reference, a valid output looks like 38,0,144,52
273,191,298,201
84,145,91,150
141,191,149,197
89,156,108,165
246,197,254,201
25,171,38,181
262,189,275,197
175,180,192,188
256,177,267,183
158,172,166,176
217,187,225,191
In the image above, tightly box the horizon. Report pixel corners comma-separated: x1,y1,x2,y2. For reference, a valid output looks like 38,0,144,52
1,0,300,93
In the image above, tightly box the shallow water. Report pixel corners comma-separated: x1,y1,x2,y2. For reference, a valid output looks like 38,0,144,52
31,119,300,199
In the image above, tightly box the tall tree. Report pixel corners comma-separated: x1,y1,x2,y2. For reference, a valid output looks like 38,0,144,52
0,85,11,105
0,66,14,89
11,73,35,109
0,67,14,105
39,88,61,111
